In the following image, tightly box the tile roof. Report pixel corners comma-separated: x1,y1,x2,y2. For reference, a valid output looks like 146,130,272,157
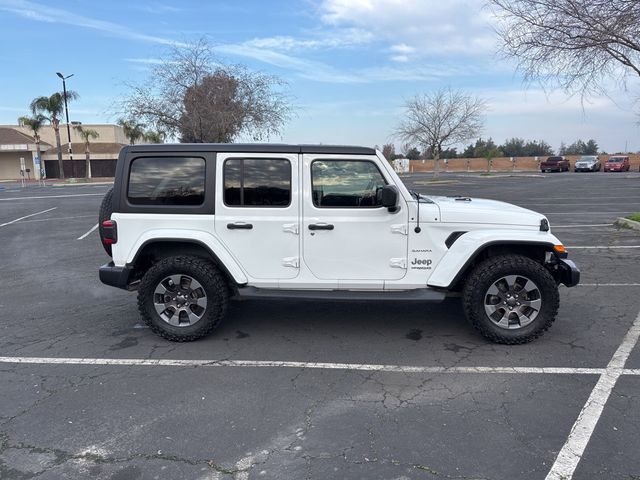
0,127,37,145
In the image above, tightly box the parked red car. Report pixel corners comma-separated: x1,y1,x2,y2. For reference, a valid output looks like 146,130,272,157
540,156,570,172
604,156,630,172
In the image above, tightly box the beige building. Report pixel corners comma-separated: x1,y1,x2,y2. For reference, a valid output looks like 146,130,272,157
0,124,127,180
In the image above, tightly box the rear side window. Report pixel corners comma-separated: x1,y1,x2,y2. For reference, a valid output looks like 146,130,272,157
224,159,291,207
128,156,205,205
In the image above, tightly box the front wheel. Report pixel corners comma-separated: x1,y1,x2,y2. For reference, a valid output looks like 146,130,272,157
462,255,559,344
137,256,229,342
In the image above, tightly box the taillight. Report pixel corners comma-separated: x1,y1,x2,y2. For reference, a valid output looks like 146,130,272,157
102,220,117,245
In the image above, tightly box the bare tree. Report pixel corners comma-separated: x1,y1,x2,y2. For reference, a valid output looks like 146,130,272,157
120,38,292,143
489,0,640,98
395,88,486,177
381,143,395,162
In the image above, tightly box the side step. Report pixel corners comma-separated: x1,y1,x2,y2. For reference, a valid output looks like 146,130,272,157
235,286,446,302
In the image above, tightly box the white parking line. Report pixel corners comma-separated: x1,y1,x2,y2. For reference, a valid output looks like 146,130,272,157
0,193,103,201
568,245,640,249
17,215,95,224
545,310,640,480
553,224,612,228
0,356,614,375
77,223,99,240
578,283,640,287
0,207,57,227
546,212,638,215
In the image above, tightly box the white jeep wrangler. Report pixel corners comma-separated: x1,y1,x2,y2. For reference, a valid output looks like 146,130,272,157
99,144,579,344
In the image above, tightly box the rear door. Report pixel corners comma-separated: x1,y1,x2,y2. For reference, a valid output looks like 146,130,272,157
214,153,299,280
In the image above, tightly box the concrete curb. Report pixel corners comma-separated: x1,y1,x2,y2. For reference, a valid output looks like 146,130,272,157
616,217,640,231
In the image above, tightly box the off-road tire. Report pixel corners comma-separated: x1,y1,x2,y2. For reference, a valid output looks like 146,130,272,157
462,254,559,344
98,187,114,256
137,256,229,342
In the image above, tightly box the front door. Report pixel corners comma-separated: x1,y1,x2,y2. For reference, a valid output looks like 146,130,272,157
214,153,299,280
302,155,408,282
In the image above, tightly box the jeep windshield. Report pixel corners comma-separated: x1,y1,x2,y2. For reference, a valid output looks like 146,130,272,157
607,157,624,163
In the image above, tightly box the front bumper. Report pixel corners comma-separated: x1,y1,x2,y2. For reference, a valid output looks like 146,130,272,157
557,259,580,287
99,262,133,290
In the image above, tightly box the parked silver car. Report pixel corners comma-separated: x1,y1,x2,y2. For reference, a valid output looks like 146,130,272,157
574,155,601,172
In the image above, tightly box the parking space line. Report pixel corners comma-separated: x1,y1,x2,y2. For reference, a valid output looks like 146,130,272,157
0,356,615,375
578,283,640,287
0,207,57,227
0,193,103,201
545,212,638,215
17,215,95,224
545,310,640,480
77,223,99,240
553,224,612,228
568,245,640,249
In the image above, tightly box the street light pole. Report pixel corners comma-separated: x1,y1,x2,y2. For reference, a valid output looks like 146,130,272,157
56,72,74,168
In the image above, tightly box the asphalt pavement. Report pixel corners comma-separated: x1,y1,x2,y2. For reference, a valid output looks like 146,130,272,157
0,171,639,479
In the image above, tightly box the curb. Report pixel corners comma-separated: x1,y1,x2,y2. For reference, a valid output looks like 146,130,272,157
615,217,640,231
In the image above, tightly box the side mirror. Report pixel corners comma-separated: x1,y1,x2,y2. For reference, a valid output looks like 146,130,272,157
379,185,399,212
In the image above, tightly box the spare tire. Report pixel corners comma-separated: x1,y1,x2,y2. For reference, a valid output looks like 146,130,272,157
98,187,114,256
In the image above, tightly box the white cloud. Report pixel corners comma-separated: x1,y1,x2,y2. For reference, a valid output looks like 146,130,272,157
215,43,364,83
320,0,496,56
390,43,415,54
391,55,409,63
243,28,373,51
0,0,185,46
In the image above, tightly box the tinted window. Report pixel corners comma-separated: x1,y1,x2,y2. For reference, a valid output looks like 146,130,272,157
128,156,205,205
224,159,291,207
311,160,387,208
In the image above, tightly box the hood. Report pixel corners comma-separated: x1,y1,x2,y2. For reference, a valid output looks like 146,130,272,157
425,196,546,227
576,159,597,165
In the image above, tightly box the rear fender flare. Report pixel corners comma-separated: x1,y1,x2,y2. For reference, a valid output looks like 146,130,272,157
125,229,248,284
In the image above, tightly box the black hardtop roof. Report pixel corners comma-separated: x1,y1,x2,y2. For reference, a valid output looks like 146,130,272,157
124,143,377,155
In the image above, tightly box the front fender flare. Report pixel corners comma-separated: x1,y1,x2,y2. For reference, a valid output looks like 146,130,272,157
427,229,561,289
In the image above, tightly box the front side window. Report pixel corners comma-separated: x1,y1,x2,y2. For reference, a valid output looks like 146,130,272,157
224,158,291,207
311,160,387,208
128,156,205,205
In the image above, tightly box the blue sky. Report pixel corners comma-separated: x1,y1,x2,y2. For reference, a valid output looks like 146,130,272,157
0,0,638,153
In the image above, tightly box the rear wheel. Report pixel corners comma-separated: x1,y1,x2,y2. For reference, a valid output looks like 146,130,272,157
137,256,229,342
462,254,559,344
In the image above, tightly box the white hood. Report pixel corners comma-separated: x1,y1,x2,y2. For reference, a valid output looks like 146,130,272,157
426,196,546,227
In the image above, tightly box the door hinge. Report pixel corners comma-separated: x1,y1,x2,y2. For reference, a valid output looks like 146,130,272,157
282,223,299,235
390,224,408,235
282,256,300,268
389,258,407,269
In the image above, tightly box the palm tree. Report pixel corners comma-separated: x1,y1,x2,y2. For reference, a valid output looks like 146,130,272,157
18,114,47,179
118,119,145,145
143,129,165,144
74,125,99,179
30,91,79,179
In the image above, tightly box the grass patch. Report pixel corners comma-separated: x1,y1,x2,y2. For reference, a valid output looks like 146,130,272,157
625,213,640,222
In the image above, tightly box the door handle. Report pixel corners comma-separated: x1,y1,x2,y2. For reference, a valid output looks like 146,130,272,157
308,223,334,231
227,222,253,230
